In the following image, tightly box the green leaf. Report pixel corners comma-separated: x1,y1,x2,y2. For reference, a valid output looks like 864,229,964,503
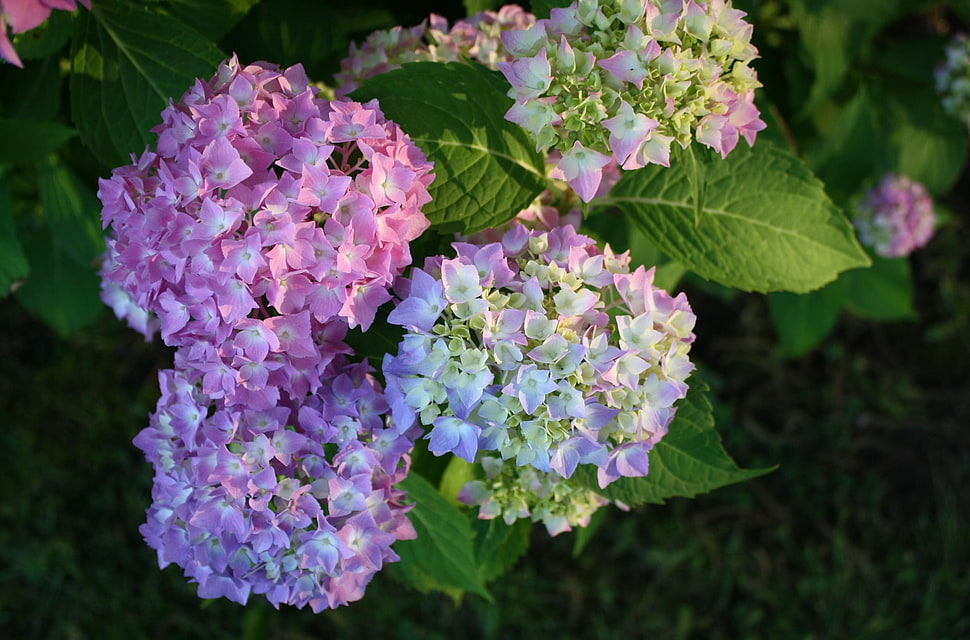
599,142,870,293
571,507,607,558
805,87,881,203
767,281,846,357
439,456,476,508
225,2,393,83
0,119,76,166
0,173,30,296
15,227,104,337
463,0,502,14
573,377,773,507
879,82,968,197
164,0,260,41
392,473,492,601
10,10,74,61
790,0,901,113
842,254,916,321
37,156,105,266
351,61,546,234
0,56,62,121
530,0,573,19
70,0,224,167
473,518,530,583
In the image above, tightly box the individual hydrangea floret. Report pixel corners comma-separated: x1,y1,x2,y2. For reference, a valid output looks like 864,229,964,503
497,0,765,200
853,173,936,259
382,223,696,528
936,33,970,129
98,56,433,368
334,4,536,96
0,0,90,68
134,356,418,611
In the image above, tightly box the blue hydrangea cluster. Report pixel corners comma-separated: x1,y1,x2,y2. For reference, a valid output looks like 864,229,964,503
937,33,970,129
382,223,696,532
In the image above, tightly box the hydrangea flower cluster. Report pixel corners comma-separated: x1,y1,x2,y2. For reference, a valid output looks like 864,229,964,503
382,223,696,532
99,56,433,608
134,355,418,611
458,455,612,535
936,33,970,129
0,0,89,68
334,4,535,96
100,55,433,351
853,173,936,259
497,0,765,200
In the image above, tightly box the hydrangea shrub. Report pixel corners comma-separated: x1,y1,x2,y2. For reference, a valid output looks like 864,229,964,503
8,0,951,614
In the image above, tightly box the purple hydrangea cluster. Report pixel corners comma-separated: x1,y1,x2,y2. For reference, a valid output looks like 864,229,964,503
936,33,970,129
134,355,418,610
0,0,90,68
853,174,936,259
99,56,433,609
382,223,696,532
334,4,535,96
497,0,765,200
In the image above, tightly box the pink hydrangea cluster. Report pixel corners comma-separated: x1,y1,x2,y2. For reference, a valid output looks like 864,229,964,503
99,55,433,348
936,33,970,129
853,173,936,258
99,56,433,609
0,0,89,68
382,223,696,532
497,0,765,200
334,4,535,96
134,355,418,611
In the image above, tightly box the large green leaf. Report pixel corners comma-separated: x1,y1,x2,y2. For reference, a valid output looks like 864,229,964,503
767,281,846,357
70,0,224,167
473,518,530,583
392,473,492,600
790,0,902,113
842,254,916,322
805,87,882,204
164,0,259,41
0,173,29,297
351,62,546,234
37,156,105,267
599,143,870,293
574,377,773,506
0,120,76,166
879,82,967,197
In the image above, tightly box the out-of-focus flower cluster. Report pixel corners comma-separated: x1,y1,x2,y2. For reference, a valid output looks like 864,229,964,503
936,33,970,129
498,0,765,200
382,223,696,533
853,173,935,259
135,356,417,611
99,56,432,609
334,4,535,96
0,0,89,68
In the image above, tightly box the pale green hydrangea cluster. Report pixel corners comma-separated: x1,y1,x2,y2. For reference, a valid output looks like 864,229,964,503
459,455,613,535
499,0,765,200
